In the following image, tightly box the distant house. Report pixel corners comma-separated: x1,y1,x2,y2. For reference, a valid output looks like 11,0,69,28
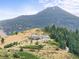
30,34,50,41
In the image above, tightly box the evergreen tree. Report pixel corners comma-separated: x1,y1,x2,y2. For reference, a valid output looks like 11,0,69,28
44,25,79,55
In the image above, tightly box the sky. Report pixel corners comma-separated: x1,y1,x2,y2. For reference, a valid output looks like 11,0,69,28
0,0,79,20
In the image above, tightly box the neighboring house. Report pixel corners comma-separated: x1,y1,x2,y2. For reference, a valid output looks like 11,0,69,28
30,34,50,41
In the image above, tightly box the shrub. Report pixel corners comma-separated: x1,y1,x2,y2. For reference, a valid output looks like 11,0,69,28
35,41,39,45
13,53,20,58
1,38,5,44
19,47,23,52
47,40,59,46
22,45,44,50
4,42,18,48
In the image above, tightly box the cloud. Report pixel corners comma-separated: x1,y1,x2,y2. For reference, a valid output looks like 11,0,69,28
0,6,39,20
59,0,79,16
19,6,39,15
0,10,19,20
39,0,79,16
39,0,61,7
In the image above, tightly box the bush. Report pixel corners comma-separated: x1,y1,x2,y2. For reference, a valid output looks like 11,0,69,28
35,41,39,45
22,45,44,50
1,38,5,44
4,42,18,48
19,47,23,52
47,40,59,46
13,53,20,58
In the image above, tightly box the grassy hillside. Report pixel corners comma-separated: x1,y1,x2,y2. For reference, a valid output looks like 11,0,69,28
0,28,78,59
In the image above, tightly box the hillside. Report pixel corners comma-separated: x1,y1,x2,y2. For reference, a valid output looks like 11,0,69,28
0,6,79,35
0,28,78,59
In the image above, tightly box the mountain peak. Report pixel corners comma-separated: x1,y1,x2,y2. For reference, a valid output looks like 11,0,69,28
37,6,77,18
36,6,65,15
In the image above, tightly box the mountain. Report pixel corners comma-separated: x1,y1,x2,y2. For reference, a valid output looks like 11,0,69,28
0,6,79,35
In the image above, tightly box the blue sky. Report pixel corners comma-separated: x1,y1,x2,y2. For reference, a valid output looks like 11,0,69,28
0,0,40,10
0,0,79,20
0,0,43,20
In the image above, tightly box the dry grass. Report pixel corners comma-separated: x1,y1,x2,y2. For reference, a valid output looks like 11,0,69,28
0,28,78,59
